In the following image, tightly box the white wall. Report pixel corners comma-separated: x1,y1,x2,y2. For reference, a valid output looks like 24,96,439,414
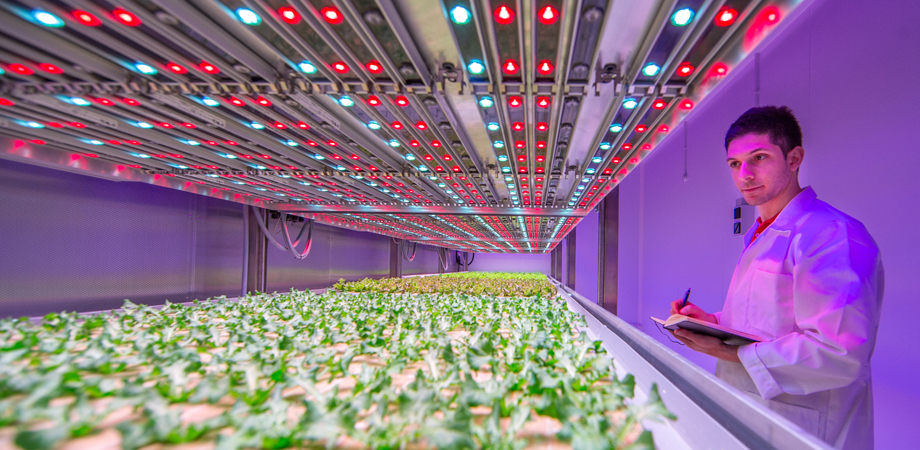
617,0,920,447
469,252,551,275
574,210,600,303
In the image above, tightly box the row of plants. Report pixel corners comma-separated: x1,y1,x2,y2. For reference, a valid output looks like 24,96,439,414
333,272,557,297
0,287,672,449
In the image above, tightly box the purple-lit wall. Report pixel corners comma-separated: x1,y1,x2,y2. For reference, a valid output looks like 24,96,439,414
401,244,441,276
266,224,390,293
575,210,599,303
0,157,245,318
616,0,920,446
0,156,441,317
468,252,551,275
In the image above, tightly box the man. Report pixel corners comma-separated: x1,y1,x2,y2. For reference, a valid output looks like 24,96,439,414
669,106,884,449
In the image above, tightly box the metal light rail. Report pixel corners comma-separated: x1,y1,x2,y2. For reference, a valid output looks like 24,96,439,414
553,279,832,450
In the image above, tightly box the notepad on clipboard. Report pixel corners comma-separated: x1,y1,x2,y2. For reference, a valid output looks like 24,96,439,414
650,315,765,346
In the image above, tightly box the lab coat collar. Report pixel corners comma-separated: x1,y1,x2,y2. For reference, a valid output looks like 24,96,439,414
767,186,817,232
742,186,816,247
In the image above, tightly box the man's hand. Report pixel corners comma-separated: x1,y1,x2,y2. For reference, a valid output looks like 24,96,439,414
669,299,718,324
671,329,741,363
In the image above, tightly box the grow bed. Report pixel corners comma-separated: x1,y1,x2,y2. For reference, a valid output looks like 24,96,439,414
333,272,556,297
0,281,670,449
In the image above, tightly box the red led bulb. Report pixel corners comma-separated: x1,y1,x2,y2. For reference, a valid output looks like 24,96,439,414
278,7,301,24
537,6,558,25
9,64,33,75
502,60,519,75
112,9,141,26
676,62,694,76
536,60,554,75
508,96,523,108
512,122,524,131
167,62,187,74
321,7,343,24
536,122,548,131
494,5,515,24
72,10,102,26
652,99,667,110
635,125,647,133
715,6,738,27
395,96,409,106
536,96,551,108
199,61,220,74
39,63,64,74
366,60,383,74
332,62,349,73
367,96,381,106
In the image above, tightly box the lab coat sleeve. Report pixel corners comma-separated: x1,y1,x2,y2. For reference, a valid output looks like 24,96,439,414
737,220,882,400
713,311,722,324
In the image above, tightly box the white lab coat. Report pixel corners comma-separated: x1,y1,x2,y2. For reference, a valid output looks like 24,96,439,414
715,187,883,450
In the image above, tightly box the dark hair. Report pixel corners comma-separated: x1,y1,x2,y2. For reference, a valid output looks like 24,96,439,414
724,106,803,157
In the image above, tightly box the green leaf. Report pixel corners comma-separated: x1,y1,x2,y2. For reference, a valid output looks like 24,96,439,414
116,421,155,450
13,427,68,450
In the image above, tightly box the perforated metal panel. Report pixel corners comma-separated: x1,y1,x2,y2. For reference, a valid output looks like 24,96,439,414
0,157,244,318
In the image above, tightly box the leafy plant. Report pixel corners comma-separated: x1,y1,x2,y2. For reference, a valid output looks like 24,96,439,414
0,274,673,448
334,272,557,297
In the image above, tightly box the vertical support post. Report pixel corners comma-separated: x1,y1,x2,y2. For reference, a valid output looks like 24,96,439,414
598,188,620,314
552,245,562,280
550,246,557,280
389,239,402,278
243,206,267,295
565,228,576,289
461,252,469,272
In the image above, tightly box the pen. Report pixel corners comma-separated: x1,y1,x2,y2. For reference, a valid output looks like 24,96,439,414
680,288,691,310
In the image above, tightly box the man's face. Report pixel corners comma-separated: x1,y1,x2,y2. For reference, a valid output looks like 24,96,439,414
726,133,798,206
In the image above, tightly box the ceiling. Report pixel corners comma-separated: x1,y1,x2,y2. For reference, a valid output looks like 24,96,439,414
0,0,802,253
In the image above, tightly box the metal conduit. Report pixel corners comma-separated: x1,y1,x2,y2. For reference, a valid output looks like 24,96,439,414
250,205,314,260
